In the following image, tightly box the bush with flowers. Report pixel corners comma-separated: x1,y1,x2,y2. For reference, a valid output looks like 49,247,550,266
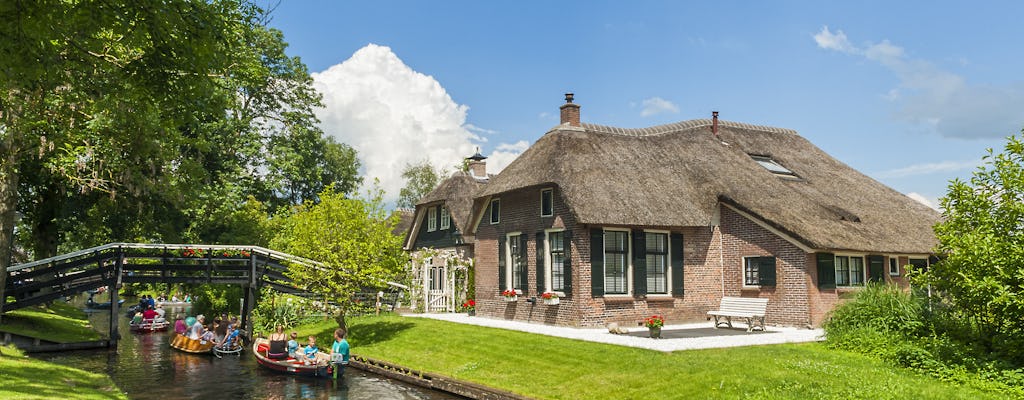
502,289,518,298
461,299,476,311
644,315,665,329
541,292,559,300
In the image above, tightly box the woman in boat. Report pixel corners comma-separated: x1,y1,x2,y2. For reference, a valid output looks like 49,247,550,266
200,323,216,344
173,314,187,335
189,315,205,340
267,324,288,360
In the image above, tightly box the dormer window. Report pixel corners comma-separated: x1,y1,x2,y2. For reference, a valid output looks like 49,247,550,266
427,207,437,232
440,206,450,230
750,155,797,178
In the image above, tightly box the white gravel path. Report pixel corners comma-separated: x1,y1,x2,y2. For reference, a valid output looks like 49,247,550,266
406,313,825,352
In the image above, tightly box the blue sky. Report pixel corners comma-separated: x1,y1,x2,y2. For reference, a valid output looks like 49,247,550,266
267,1,1024,209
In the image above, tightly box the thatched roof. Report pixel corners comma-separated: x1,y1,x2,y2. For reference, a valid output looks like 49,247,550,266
416,171,489,234
392,208,415,237
475,119,940,254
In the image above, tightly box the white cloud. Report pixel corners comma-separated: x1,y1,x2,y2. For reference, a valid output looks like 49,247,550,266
311,44,524,202
640,97,680,117
906,192,940,211
485,141,531,174
813,26,1024,139
875,159,980,179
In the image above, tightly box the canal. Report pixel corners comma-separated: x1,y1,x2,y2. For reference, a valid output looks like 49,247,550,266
33,297,463,400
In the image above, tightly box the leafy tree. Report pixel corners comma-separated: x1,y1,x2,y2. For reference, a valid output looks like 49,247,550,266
396,161,443,208
927,135,1024,358
270,185,406,329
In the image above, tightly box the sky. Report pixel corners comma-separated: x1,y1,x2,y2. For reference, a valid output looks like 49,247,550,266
266,1,1024,210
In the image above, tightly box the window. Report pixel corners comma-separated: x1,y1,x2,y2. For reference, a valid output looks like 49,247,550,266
541,189,553,217
908,258,928,272
604,230,629,294
889,257,900,276
440,206,450,230
427,207,437,232
508,233,525,291
750,155,797,178
489,199,500,224
744,256,777,286
645,232,668,294
429,266,444,291
548,231,566,292
835,255,865,287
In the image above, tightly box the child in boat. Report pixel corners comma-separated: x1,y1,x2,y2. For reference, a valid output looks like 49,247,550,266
131,311,143,325
302,335,321,365
218,322,239,350
200,323,216,344
286,332,300,359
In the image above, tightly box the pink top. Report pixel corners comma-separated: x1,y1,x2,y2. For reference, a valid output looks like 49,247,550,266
174,319,188,334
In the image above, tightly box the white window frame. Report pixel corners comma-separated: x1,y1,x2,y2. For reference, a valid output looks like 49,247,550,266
427,206,437,232
888,256,900,276
440,206,450,230
540,188,553,217
489,198,500,224
544,229,566,295
742,256,768,288
644,230,670,295
505,232,524,293
603,228,631,296
835,254,866,287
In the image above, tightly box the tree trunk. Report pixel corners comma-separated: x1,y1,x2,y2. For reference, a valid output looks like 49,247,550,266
0,129,20,322
334,310,347,331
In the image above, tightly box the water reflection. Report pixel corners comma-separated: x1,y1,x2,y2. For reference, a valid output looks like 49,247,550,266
35,296,460,400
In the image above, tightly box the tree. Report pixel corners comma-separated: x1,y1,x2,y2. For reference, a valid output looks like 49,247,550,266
270,185,406,329
396,161,442,208
927,135,1024,355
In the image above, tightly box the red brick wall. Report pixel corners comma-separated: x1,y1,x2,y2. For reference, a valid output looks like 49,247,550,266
719,206,811,327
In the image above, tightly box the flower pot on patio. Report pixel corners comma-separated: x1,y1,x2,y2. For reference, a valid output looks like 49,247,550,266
467,309,476,316
648,327,661,339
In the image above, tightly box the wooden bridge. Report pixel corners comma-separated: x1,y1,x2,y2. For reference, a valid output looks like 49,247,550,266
3,243,336,346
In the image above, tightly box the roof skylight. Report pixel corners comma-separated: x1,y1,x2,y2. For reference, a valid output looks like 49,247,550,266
750,155,797,177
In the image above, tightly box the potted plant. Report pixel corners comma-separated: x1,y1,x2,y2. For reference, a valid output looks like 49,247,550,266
462,299,476,316
644,315,665,338
541,291,560,305
502,289,518,302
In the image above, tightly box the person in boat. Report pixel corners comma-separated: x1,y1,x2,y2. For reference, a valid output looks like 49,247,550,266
219,322,241,350
146,295,156,310
138,295,148,312
303,335,327,366
330,328,350,367
214,315,228,342
156,293,166,302
189,314,205,340
142,304,158,322
184,293,192,302
131,311,143,325
173,314,187,335
200,323,216,344
171,294,180,302
286,332,300,359
154,304,166,323
267,324,288,360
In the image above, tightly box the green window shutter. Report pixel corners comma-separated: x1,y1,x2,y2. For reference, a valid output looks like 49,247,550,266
817,252,836,289
536,231,546,294
590,228,604,297
868,255,885,283
563,230,573,295
632,229,646,296
498,236,506,290
670,233,684,296
758,257,776,286
519,234,529,295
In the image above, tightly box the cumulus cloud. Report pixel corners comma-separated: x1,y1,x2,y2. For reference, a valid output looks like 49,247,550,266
906,192,940,211
485,141,531,174
813,26,1024,139
640,97,680,117
311,44,524,202
874,159,980,179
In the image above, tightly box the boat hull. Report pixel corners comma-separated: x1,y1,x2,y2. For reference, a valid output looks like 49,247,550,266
130,320,169,333
252,338,334,378
170,333,215,354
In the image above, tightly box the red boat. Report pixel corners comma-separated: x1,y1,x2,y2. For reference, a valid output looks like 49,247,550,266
252,338,337,378
130,319,169,333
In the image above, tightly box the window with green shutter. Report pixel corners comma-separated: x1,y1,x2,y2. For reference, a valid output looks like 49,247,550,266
743,256,776,286
817,253,836,288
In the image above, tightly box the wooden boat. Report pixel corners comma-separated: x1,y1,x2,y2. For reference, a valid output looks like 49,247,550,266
85,298,125,309
130,319,169,333
170,333,216,354
157,301,191,309
252,338,339,378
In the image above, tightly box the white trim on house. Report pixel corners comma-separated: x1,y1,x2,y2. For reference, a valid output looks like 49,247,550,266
404,207,428,250
427,206,437,232
489,198,501,224
440,206,450,230
543,228,567,296
602,228,632,297
505,231,523,293
834,253,866,287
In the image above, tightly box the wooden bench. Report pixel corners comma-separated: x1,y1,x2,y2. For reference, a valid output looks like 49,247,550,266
707,297,768,332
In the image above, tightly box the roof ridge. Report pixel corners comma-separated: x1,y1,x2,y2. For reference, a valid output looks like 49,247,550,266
580,119,798,136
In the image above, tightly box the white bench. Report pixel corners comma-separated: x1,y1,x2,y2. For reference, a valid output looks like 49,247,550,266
707,297,768,332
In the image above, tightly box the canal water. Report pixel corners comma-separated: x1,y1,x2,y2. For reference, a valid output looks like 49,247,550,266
33,297,462,400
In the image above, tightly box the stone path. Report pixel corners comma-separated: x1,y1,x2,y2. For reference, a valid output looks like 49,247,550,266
406,313,825,352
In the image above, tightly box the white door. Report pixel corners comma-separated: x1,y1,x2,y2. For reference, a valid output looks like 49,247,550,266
427,265,449,312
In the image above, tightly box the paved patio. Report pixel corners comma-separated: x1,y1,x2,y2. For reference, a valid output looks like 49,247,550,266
406,313,825,352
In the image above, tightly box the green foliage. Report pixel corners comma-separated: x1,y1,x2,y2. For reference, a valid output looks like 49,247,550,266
824,283,925,341
1,348,127,399
270,185,406,327
190,285,243,318
249,289,328,335
2,301,100,343
397,161,443,208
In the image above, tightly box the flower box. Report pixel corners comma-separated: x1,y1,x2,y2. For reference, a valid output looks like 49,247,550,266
541,291,560,305
504,295,518,302
502,289,518,302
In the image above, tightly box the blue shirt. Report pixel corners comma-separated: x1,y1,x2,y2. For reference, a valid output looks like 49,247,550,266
303,344,318,358
287,339,299,356
331,339,349,362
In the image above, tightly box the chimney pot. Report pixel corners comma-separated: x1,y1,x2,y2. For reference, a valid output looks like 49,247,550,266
560,93,581,127
466,148,487,178
712,111,719,136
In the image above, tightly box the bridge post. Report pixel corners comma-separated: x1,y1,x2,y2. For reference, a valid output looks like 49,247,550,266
240,250,257,343
108,246,123,347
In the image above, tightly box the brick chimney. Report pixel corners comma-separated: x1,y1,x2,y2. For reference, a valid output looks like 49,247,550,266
560,93,581,127
712,111,719,137
466,148,487,178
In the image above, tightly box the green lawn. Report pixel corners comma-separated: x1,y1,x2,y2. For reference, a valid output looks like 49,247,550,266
294,315,1007,400
1,302,101,343
0,344,126,400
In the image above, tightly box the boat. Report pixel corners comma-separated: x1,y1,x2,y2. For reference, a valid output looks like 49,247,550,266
170,333,216,354
130,319,170,333
252,338,341,378
213,342,244,358
157,301,191,309
85,298,125,309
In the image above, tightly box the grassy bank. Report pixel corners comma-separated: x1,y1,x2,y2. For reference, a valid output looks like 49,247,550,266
0,303,125,400
295,315,1004,400
1,302,100,343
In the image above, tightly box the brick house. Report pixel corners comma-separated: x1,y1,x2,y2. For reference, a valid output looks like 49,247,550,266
403,153,490,312
466,94,940,328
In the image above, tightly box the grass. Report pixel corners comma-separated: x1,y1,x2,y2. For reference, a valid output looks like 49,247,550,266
293,315,1007,400
0,344,126,400
0,301,101,343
